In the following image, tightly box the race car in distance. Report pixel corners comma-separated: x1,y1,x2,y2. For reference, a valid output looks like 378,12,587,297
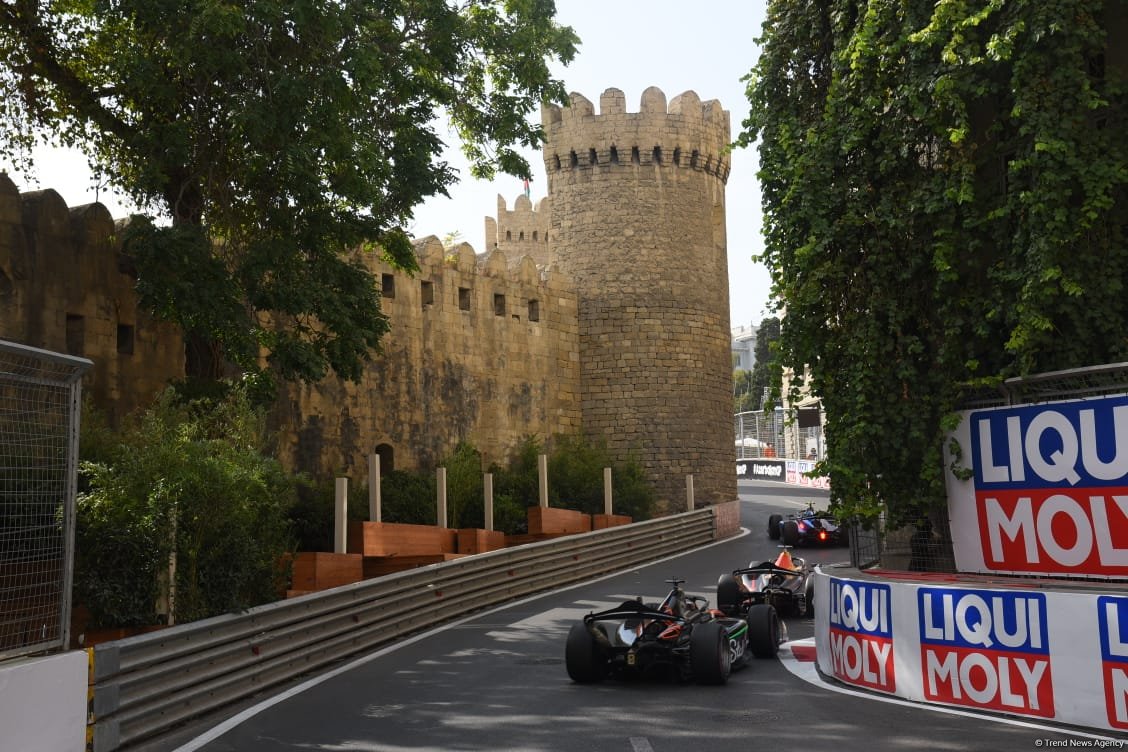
564,577,781,685
717,546,814,619
768,503,846,546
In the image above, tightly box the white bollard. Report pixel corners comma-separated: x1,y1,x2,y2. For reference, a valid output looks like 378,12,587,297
484,472,494,532
368,453,382,523
686,474,695,511
436,467,448,528
334,477,349,553
538,454,549,508
603,467,613,516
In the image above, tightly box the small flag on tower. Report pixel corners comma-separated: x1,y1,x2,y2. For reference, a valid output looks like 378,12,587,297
523,178,530,198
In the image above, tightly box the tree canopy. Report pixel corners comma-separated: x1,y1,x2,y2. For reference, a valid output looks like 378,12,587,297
0,0,577,385
741,0,1128,526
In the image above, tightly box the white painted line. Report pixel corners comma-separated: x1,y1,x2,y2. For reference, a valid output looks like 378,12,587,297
629,737,654,752
778,639,1124,742
171,527,751,751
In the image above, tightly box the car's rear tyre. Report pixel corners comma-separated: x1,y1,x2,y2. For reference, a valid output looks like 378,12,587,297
690,621,731,685
747,603,781,658
716,573,741,615
782,520,800,546
768,514,783,540
565,622,607,683
803,579,816,618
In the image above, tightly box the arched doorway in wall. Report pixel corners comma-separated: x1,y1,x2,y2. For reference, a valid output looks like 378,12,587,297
374,443,395,474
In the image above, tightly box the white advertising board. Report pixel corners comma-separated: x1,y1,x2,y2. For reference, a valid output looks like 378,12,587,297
945,394,1128,578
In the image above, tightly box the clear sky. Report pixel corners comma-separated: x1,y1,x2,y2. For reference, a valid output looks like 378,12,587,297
1,0,772,330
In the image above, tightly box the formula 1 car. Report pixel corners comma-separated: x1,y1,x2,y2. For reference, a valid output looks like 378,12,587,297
564,577,781,685
768,503,845,546
717,546,814,619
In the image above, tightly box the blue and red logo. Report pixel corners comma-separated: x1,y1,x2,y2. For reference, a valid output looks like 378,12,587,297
828,579,894,693
970,397,1128,577
1099,596,1128,729
918,588,1053,717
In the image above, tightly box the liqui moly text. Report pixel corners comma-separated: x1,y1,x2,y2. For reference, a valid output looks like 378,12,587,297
828,579,895,693
970,396,1128,577
918,588,1053,717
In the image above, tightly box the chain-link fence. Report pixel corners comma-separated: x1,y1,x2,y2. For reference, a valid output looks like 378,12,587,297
858,361,1128,573
0,340,91,659
734,406,825,460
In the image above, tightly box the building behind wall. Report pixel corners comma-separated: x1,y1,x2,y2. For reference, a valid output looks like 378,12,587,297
0,85,737,508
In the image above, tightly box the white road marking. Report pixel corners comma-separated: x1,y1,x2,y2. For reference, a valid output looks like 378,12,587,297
629,737,654,752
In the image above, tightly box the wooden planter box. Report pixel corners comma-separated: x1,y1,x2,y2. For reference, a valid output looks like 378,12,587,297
592,514,633,530
457,528,507,555
347,521,458,557
362,554,464,578
527,506,592,535
287,551,363,597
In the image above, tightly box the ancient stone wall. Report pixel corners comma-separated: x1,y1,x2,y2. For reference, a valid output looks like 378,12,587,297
484,195,553,267
275,236,581,476
0,175,184,422
541,86,736,508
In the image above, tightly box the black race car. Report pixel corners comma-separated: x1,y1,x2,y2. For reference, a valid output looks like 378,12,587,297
565,577,781,685
717,547,815,619
768,503,846,546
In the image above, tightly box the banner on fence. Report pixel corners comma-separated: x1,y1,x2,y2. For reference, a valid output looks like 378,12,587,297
945,394,1128,579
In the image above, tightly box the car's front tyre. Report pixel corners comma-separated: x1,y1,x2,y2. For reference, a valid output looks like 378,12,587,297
716,573,742,616
565,622,607,683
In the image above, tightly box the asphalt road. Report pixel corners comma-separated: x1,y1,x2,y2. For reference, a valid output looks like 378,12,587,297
159,481,1109,752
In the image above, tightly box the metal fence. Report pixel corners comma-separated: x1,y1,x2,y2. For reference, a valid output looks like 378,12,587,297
734,406,825,461
0,340,91,659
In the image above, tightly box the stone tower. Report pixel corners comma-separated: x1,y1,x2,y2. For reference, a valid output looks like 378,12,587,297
541,86,736,507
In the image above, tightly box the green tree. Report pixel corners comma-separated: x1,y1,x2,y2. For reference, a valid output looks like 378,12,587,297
76,389,298,627
0,0,577,385
741,1,1128,527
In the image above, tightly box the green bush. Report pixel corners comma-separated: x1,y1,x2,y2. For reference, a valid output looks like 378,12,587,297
75,388,297,627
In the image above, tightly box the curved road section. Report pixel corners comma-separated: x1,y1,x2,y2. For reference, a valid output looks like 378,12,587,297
155,482,1115,751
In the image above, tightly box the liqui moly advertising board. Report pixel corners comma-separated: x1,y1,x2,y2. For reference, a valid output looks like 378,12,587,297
918,588,1054,717
827,578,895,693
947,394,1128,577
1100,596,1128,729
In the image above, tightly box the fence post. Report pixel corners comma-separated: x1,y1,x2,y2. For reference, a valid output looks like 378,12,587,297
538,454,549,508
334,477,348,554
686,474,695,511
368,453,381,522
437,467,448,528
484,473,494,531
603,467,613,516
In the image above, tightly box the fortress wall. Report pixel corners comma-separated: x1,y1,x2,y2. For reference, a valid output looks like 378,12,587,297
272,237,581,477
485,194,553,267
542,87,736,507
0,175,184,422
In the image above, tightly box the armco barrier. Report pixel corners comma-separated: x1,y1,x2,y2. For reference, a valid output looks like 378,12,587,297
87,505,729,751
812,565,1128,734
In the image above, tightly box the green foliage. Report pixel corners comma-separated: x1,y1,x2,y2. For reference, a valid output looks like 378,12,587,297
444,442,485,529
0,1,577,383
742,1,1128,527
75,388,297,627
380,470,438,526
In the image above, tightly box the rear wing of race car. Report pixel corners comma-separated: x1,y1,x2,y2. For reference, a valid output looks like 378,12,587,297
731,562,804,578
582,600,686,625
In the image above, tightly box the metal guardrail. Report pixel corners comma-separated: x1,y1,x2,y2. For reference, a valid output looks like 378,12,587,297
87,506,723,751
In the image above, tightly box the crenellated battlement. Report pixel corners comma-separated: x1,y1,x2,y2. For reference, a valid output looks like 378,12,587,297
483,194,553,267
541,87,732,183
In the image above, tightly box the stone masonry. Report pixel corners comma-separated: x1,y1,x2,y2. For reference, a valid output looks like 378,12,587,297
0,85,737,508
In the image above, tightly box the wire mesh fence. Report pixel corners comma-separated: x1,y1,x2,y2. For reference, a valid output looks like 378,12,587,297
0,340,90,659
734,407,825,461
